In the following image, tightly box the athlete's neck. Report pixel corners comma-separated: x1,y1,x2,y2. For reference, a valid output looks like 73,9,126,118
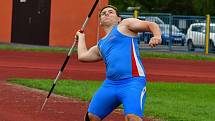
102,23,117,35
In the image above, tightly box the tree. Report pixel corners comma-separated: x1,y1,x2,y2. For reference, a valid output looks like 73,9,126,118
109,0,215,15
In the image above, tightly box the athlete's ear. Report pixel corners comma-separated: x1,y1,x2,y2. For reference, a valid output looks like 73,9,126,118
118,16,122,23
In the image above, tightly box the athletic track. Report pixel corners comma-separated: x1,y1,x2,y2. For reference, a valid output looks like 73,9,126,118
0,50,214,121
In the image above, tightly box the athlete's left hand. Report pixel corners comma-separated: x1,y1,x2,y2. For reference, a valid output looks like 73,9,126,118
149,36,162,48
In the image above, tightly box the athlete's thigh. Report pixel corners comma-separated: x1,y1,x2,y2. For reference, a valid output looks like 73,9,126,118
120,77,146,117
88,84,121,119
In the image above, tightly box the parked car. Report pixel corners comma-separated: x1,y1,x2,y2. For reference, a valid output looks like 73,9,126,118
140,24,186,46
186,23,215,51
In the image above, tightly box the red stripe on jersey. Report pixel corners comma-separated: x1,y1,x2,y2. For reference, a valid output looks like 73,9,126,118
131,43,139,76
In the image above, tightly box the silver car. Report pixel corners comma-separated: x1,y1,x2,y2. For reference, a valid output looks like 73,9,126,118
186,23,215,51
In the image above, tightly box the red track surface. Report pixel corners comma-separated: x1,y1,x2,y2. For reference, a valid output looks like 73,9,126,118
0,50,215,121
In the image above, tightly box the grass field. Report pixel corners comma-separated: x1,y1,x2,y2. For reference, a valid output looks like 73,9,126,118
8,78,215,121
0,44,69,53
1,44,215,61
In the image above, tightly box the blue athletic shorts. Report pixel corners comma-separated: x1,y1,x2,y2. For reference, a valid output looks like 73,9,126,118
88,77,146,119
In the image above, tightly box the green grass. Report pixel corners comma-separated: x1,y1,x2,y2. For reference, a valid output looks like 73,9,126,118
0,44,69,53
1,44,215,61
7,78,215,121
7,78,101,101
140,51,215,61
145,82,215,121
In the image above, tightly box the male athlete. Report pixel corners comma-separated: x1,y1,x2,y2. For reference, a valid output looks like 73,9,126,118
76,5,161,121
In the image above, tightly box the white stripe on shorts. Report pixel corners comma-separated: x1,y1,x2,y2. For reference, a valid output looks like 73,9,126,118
140,86,146,111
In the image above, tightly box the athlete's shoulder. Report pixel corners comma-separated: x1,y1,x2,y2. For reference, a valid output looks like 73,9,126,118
118,18,140,36
119,18,139,26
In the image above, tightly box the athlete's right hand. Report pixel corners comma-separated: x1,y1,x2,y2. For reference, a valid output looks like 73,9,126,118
75,31,85,42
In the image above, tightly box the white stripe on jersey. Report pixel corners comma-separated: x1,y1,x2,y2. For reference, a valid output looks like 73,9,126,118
132,39,145,76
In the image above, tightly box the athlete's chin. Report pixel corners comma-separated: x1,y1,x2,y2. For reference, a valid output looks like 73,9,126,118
101,21,114,27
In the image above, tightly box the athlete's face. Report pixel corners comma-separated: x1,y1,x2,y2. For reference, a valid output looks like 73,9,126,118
99,7,121,26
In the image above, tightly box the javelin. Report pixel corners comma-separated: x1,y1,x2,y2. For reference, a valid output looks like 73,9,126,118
40,0,99,111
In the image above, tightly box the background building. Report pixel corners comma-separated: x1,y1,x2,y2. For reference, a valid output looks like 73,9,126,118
0,0,108,48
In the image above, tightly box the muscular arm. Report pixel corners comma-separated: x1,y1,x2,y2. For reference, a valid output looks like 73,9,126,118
120,18,161,37
119,18,162,47
76,32,102,62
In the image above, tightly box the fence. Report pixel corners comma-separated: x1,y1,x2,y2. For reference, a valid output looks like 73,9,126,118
120,12,215,54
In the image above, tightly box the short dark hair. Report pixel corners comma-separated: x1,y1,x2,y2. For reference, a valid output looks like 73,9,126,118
99,5,120,17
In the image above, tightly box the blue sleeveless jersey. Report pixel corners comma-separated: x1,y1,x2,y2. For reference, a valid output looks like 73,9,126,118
98,25,146,80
